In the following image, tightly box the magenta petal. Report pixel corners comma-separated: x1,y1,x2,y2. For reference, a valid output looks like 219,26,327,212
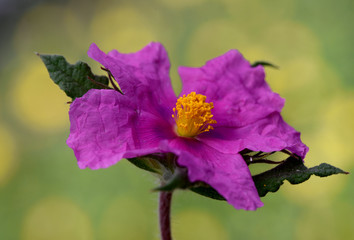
87,42,176,120
67,89,134,169
240,112,309,158
169,138,263,210
200,112,308,158
66,42,309,211
178,50,284,127
128,110,176,151
67,89,174,169
123,141,169,159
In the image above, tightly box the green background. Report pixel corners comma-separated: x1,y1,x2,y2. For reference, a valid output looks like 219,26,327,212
0,0,353,239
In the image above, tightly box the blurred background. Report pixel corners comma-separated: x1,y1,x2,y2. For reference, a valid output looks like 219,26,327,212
0,0,353,239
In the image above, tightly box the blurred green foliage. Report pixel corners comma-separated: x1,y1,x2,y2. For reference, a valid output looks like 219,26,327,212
0,0,353,239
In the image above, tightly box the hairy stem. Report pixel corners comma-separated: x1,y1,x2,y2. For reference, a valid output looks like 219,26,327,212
159,191,173,240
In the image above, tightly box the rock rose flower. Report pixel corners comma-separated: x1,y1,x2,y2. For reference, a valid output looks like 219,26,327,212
67,42,308,210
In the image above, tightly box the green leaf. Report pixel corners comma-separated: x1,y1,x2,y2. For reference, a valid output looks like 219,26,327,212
253,156,349,197
185,157,348,201
37,53,109,100
251,61,279,69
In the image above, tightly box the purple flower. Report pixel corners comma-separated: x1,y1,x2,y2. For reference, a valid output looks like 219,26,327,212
67,42,308,210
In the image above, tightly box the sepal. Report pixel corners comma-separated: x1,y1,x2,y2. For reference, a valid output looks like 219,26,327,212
253,156,349,197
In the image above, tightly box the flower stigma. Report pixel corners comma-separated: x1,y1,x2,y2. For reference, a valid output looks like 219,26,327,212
172,92,217,138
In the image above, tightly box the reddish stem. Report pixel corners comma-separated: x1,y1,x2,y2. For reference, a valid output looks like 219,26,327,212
159,191,173,240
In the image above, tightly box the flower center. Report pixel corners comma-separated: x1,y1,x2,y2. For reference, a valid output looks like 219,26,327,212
172,92,217,138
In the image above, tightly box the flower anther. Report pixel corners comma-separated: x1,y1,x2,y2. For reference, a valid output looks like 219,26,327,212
172,92,217,138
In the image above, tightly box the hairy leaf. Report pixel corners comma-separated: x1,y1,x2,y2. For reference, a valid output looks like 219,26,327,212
185,157,348,200
253,156,348,197
38,53,109,100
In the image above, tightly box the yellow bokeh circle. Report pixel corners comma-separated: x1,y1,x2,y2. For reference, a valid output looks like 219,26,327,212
282,172,346,207
22,197,93,240
295,202,354,240
0,125,17,187
282,92,353,206
157,0,206,9
13,3,86,60
10,60,70,132
173,209,229,240
319,92,354,167
261,21,321,62
90,6,157,53
186,19,250,66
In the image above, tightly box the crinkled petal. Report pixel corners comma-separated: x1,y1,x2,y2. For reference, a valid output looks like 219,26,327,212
128,110,176,151
88,42,176,121
67,89,175,169
240,112,309,158
168,138,263,210
67,89,132,169
123,141,169,159
178,50,284,127
199,112,308,158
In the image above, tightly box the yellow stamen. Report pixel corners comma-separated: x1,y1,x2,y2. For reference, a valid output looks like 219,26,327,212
172,92,217,138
